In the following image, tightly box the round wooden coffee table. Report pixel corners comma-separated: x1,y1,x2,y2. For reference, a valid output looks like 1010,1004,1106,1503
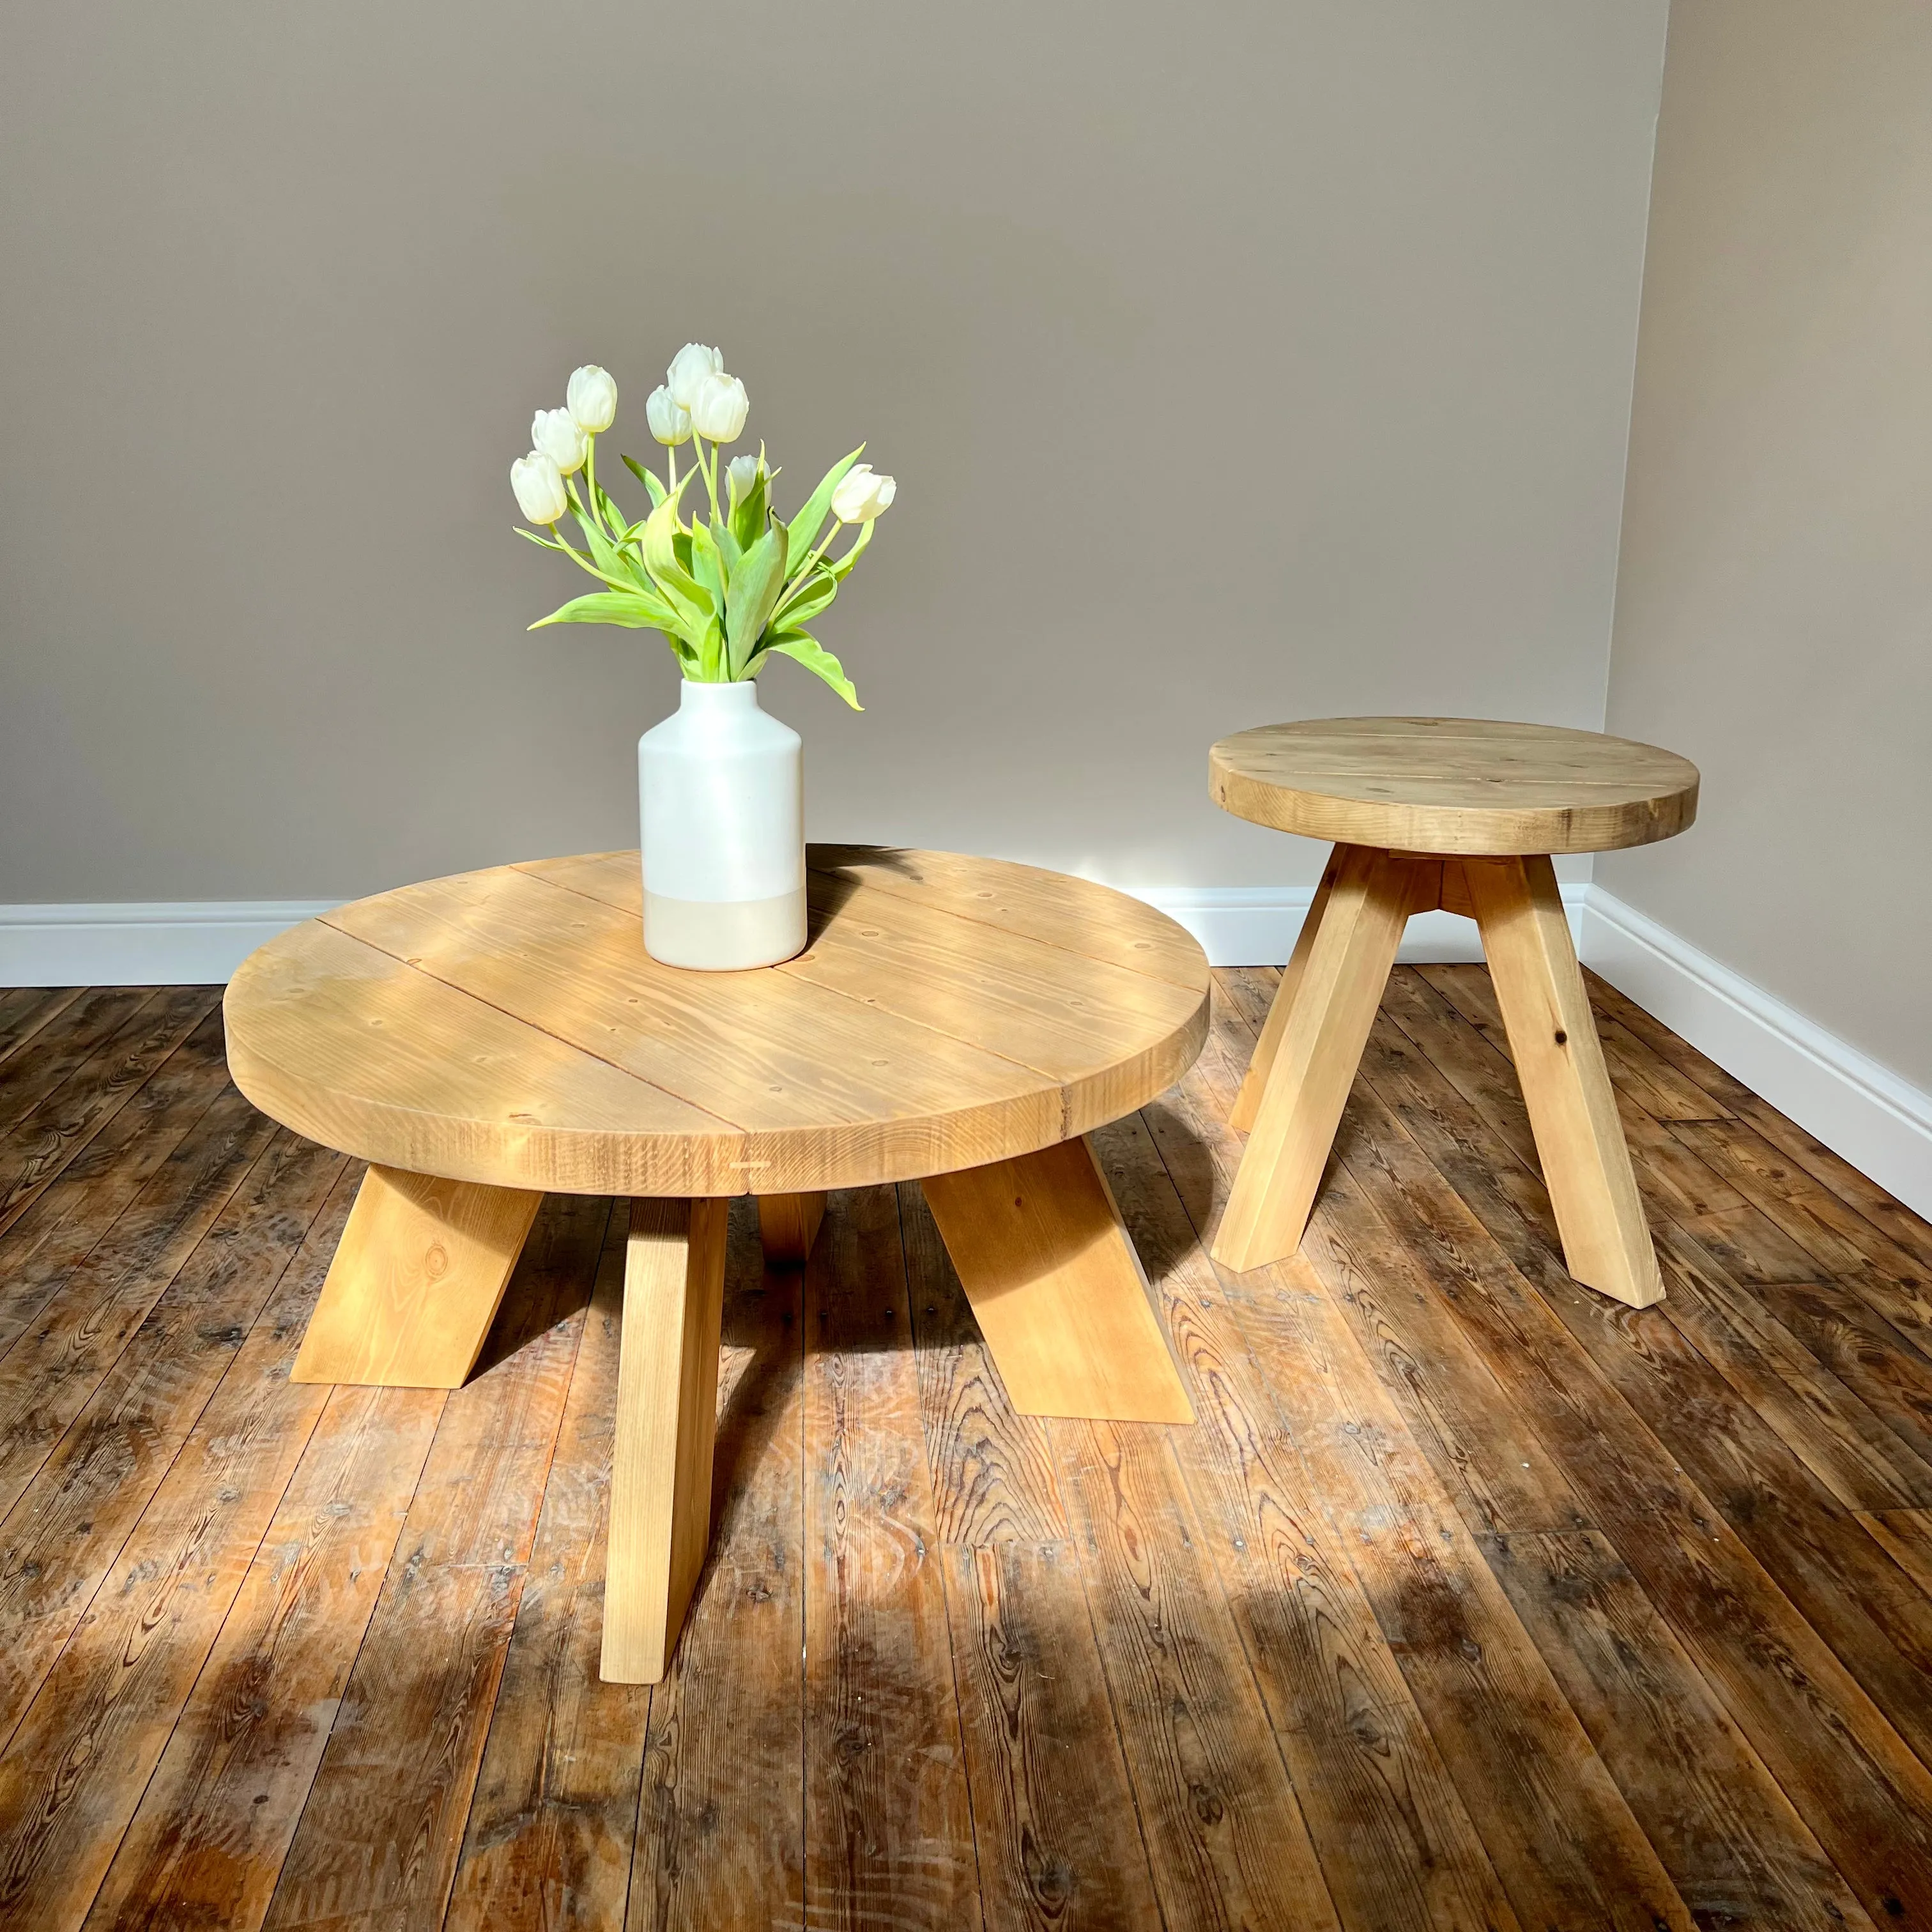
224,846,1208,1682
1208,717,1699,1307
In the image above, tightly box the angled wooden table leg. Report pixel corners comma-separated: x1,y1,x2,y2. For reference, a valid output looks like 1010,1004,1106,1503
1230,847,1340,1131
602,1195,731,1684
1464,855,1665,1309
291,1165,543,1388
922,1137,1193,1423
1213,845,1422,1271
757,1190,826,1268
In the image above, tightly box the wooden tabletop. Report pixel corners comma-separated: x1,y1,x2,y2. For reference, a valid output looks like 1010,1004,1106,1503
1210,716,1699,855
224,847,1210,1197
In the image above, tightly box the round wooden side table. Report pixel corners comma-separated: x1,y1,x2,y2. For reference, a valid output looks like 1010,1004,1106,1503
224,846,1208,1683
1208,716,1699,1307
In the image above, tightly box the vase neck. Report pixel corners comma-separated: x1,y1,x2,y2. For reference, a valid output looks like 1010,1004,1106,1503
678,677,760,714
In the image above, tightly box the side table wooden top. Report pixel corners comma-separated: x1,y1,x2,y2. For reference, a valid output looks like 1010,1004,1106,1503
1210,716,1699,855
223,847,1209,1199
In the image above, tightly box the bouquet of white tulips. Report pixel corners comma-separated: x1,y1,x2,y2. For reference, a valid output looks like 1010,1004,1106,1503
510,344,894,709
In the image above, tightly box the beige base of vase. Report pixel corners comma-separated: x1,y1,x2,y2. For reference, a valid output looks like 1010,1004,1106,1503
643,888,808,971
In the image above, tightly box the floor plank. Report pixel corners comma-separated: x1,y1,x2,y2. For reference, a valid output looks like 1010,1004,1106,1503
0,990,85,1075
446,1199,649,1932
0,1129,344,1747
1,970,1931,1929
1347,1044,1932,1926
1048,1410,1342,1932
0,1013,234,1359
1103,1114,1528,1932
0,985,217,1241
802,1186,979,1932
901,1181,1066,1549
0,1160,353,1929
261,1192,604,1932
629,1197,808,1932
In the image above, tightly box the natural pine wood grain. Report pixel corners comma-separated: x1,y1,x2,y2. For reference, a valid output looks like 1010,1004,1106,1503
629,1199,808,1932
291,1165,544,1388
83,1372,443,1932
447,1200,648,1932
261,1193,604,1932
0,985,217,1239
226,850,1208,1198
0,1163,351,1927
922,1137,1193,1425
759,1188,825,1267
1096,1114,1527,1932
901,1182,1067,1547
943,1539,1164,1932
3,977,1932,1930
1464,855,1664,1307
601,1196,730,1685
802,1186,979,1931
1213,845,1420,1270
1211,716,1699,854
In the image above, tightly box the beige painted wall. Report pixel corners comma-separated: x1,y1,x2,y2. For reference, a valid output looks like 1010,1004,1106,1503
1599,0,1932,1089
1,2,1666,905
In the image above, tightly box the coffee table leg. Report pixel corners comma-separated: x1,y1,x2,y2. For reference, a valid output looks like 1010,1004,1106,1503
291,1166,543,1388
1464,856,1666,1308
1213,845,1420,1271
922,1137,1193,1423
602,1196,731,1684
757,1191,826,1267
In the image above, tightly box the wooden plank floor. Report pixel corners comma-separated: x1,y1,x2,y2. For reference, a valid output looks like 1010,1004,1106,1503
0,969,1929,1929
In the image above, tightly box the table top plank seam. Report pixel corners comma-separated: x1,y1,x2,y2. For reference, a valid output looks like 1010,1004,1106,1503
502,867,1204,1107
514,850,1205,997
512,852,1208,994
317,887,1101,1139
310,910,778,1138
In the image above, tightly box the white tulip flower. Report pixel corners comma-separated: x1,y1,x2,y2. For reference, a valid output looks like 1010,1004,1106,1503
690,371,750,443
512,450,568,525
566,364,617,433
645,383,693,446
667,342,723,410
726,453,764,506
531,407,587,475
832,463,896,523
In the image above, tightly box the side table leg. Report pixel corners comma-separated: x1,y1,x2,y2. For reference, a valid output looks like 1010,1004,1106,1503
1465,855,1665,1308
1230,847,1340,1131
1213,845,1418,1271
923,1137,1193,1423
758,1191,826,1267
291,1166,542,1388
602,1196,731,1684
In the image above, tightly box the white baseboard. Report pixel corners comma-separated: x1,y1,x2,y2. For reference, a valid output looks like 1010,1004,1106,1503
0,900,337,988
4,880,1926,1223
1581,890,1932,1221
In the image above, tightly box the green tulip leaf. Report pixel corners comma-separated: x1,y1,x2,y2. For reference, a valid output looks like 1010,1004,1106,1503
771,563,838,633
530,590,675,631
688,522,726,617
826,517,873,581
765,627,862,709
622,453,669,509
785,444,865,577
641,477,711,635
594,479,634,540
724,517,790,678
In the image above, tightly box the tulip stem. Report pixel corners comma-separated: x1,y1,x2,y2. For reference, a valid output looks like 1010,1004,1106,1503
668,445,678,494
584,438,604,537
697,438,721,525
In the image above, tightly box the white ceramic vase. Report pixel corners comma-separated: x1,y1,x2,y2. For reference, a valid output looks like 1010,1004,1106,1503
638,680,806,970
